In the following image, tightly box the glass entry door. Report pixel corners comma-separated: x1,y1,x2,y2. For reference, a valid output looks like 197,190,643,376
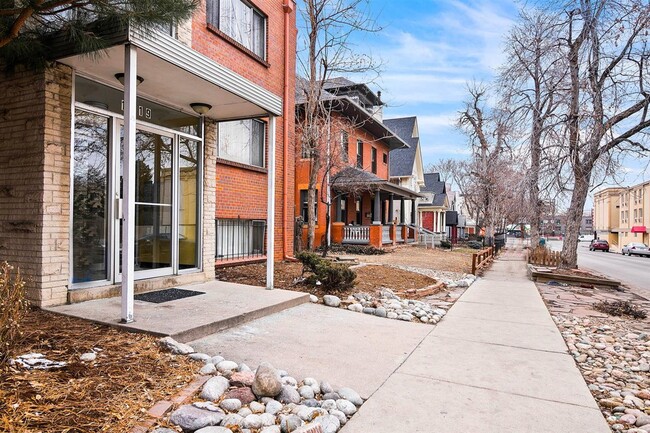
118,127,175,278
72,107,201,288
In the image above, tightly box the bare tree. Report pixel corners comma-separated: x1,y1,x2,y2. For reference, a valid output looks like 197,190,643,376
498,8,567,247
554,0,650,268
297,0,381,250
457,83,514,245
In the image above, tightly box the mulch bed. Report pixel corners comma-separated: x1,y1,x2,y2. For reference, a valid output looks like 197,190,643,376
215,261,437,298
0,309,197,433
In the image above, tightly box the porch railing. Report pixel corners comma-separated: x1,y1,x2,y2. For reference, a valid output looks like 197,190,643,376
216,218,266,260
342,225,370,245
382,225,391,244
396,224,404,243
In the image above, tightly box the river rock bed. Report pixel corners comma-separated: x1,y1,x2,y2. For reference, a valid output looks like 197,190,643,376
315,288,450,324
554,315,650,433
156,337,363,433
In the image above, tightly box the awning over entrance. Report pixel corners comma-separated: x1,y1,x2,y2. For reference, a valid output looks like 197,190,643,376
55,26,282,121
331,167,424,199
631,226,647,233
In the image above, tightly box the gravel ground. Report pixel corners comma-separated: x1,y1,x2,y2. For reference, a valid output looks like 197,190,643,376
538,282,650,433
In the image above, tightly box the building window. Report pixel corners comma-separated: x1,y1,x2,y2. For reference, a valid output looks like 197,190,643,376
371,147,377,174
383,152,388,164
300,189,318,222
207,0,266,59
218,119,265,167
340,130,349,162
301,142,310,159
356,140,364,169
216,218,266,260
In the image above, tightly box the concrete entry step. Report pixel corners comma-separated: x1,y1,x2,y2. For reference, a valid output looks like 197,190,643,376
46,280,310,342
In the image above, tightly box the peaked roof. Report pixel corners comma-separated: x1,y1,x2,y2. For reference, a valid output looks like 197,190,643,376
421,173,446,194
384,117,419,177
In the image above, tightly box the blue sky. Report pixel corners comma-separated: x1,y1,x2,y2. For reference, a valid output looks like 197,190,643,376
337,0,650,202
357,0,519,168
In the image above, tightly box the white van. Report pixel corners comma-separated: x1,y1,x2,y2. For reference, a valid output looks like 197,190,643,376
578,234,595,242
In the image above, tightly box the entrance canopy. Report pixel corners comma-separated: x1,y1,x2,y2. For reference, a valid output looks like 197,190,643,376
631,226,647,233
55,25,282,121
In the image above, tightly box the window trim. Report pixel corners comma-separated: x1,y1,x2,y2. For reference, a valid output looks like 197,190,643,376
217,118,267,168
300,189,318,223
356,139,364,169
371,147,377,174
206,0,269,66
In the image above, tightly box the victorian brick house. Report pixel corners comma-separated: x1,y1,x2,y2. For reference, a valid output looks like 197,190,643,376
0,0,296,318
295,78,422,249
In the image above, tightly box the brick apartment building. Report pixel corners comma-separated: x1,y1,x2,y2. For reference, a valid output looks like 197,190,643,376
0,0,296,314
295,78,422,249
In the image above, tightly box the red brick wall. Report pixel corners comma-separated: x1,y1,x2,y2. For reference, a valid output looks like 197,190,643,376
191,0,297,260
422,211,434,232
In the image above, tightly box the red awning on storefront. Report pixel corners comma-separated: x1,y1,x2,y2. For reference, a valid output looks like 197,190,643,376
631,226,647,233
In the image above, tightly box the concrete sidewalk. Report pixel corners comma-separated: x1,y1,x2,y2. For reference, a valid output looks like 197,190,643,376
342,245,611,433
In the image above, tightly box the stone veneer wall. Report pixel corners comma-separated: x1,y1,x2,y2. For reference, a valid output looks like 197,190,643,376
0,64,73,307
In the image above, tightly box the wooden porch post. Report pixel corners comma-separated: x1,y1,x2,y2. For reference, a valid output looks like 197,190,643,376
389,193,395,224
400,197,405,224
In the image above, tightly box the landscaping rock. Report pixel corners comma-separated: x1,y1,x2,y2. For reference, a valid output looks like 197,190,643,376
337,387,363,406
265,399,283,415
199,363,217,375
230,371,255,387
152,429,177,433
277,385,301,404
323,295,341,307
260,413,277,426
201,376,230,401
220,414,244,429
303,377,320,394
194,427,232,433
159,337,194,355
336,399,357,416
220,399,242,412
280,414,303,432
170,404,224,431
194,401,221,412
239,363,252,372
281,376,298,387
348,303,363,312
309,295,318,303
189,353,212,362
216,360,239,374
299,385,315,399
244,414,263,429
211,355,225,365
225,387,256,405
330,409,347,425
302,398,320,407
261,426,281,433
250,401,265,414
253,363,283,397
322,392,340,401
374,307,387,318
320,381,333,394
313,414,340,433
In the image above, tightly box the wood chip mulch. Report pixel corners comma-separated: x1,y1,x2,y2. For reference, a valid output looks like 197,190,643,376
0,309,197,433
215,261,437,298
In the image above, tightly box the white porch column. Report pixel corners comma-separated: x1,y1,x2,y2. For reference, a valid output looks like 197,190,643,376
266,116,276,290
121,44,137,323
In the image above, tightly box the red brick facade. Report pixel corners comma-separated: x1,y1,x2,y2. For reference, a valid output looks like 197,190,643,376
192,0,297,260
295,110,392,247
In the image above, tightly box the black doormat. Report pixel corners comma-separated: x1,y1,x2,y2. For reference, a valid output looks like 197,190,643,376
134,288,205,304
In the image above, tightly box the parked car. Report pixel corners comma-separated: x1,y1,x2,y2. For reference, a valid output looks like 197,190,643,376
589,239,610,252
621,242,650,257
578,234,595,242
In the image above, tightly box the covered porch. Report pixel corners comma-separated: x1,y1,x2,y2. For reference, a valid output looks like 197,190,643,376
330,168,423,248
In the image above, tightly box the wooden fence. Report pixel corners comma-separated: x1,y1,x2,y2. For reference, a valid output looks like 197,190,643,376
471,247,494,275
527,247,561,267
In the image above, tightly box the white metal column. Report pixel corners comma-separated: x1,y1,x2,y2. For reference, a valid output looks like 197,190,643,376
121,44,137,322
266,116,276,290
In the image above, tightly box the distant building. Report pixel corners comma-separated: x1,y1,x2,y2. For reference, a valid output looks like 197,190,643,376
580,212,594,235
594,181,649,249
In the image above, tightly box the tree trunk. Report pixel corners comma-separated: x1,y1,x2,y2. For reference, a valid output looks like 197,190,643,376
560,170,591,268
322,202,331,257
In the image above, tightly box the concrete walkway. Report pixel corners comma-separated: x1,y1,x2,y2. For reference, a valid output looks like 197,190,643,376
47,280,309,342
342,244,611,433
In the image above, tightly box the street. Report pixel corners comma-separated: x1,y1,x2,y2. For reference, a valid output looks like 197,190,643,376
545,239,649,295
